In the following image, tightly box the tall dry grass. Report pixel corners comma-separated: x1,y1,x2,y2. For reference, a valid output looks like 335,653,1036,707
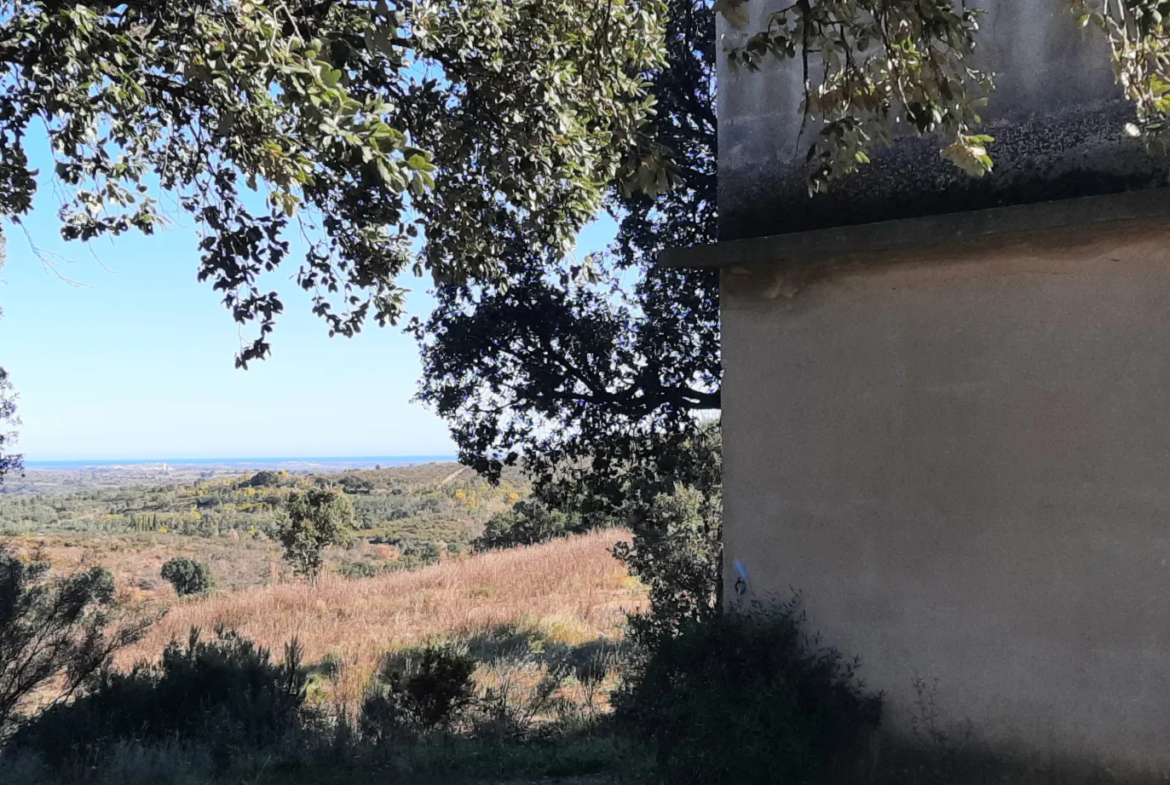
121,530,645,705
6,532,292,596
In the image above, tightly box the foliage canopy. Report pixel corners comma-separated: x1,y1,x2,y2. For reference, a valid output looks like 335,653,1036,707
414,0,718,502
1,0,1166,375
278,487,355,580
0,0,666,365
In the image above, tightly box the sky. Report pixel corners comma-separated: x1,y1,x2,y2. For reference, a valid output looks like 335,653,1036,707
0,137,617,462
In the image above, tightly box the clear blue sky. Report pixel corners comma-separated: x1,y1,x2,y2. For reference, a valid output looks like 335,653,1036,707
0,137,616,461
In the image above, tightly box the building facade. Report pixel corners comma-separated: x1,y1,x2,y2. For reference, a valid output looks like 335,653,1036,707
665,0,1170,768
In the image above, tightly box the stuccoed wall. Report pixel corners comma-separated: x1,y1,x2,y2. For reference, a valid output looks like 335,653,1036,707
720,219,1170,766
718,0,1166,241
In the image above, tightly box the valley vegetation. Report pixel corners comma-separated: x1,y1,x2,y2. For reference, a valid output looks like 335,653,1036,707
0,463,526,577
0,457,889,785
0,463,643,782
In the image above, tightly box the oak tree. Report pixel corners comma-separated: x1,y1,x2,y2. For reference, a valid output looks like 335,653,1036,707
0,0,667,366
414,0,722,621
414,0,719,509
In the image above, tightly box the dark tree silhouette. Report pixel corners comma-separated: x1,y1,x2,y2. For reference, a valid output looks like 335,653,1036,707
413,0,719,514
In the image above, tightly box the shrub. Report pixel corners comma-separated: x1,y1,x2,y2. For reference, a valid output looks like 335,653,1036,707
367,537,444,569
159,556,213,597
526,422,722,637
457,622,625,738
337,561,382,580
10,627,307,767
400,539,441,567
473,499,583,551
339,475,374,495
360,645,476,740
0,547,150,739
470,655,575,743
614,601,882,785
242,470,285,488
614,485,721,645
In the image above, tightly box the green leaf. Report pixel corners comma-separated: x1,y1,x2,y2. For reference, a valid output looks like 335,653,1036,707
375,158,393,185
407,153,436,172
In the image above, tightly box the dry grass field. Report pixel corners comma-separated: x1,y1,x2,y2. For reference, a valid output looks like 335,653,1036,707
117,529,646,709
3,528,644,724
5,531,291,595
1,527,651,785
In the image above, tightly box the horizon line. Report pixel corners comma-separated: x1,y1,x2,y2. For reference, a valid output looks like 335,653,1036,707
23,454,459,467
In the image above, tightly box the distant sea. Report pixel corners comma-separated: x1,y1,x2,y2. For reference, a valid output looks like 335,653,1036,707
25,456,458,471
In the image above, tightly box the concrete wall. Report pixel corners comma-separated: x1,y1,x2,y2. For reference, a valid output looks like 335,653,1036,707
721,227,1170,767
718,0,1164,241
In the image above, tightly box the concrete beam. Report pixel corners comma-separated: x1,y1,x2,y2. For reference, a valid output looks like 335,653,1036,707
660,188,1170,271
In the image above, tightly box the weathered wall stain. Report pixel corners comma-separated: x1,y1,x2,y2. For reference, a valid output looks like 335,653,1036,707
718,1,1166,241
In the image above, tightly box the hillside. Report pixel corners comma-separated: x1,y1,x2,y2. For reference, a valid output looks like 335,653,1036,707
1,517,648,785
0,463,529,588
0,462,661,785
122,530,645,709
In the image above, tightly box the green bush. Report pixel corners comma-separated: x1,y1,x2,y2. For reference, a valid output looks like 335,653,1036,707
159,556,213,597
339,475,374,495
10,627,307,768
360,645,476,740
241,470,286,488
337,560,382,580
614,601,882,785
473,499,583,551
400,539,442,567
614,484,722,644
